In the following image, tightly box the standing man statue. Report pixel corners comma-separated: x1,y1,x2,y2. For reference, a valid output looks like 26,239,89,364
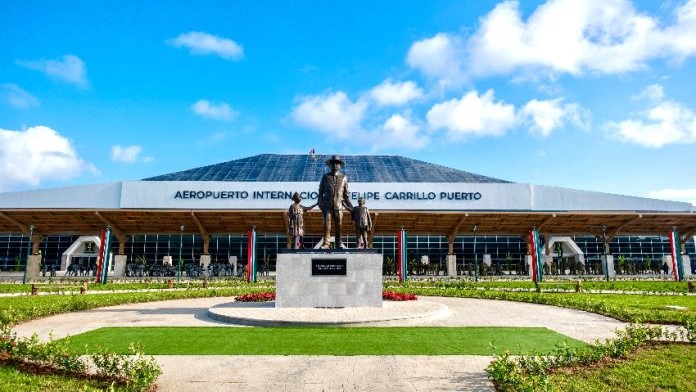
318,155,353,249
352,196,372,249
287,192,316,249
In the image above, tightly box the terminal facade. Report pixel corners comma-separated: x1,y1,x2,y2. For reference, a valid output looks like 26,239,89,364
0,154,694,278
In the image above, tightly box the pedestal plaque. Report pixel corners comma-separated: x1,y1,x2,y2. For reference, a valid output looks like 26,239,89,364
276,251,383,308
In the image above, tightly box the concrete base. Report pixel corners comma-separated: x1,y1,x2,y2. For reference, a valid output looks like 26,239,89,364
683,255,692,277
663,255,692,277
209,300,447,326
27,255,41,278
229,256,238,276
525,255,532,277
446,255,457,277
113,255,127,277
604,255,616,277
276,252,382,308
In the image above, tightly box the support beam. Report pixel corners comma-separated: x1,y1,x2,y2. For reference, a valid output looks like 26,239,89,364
0,212,29,234
190,212,210,254
448,214,469,238
543,234,551,255
536,214,556,232
447,214,468,255
94,211,128,254
607,214,642,242
680,225,696,244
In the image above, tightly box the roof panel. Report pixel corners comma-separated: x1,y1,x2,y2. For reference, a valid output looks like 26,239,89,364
143,154,511,183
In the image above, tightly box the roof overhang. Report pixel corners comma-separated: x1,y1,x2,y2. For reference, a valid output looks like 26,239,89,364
0,181,694,238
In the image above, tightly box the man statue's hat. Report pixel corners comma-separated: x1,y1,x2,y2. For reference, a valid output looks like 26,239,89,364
325,155,345,167
292,192,302,202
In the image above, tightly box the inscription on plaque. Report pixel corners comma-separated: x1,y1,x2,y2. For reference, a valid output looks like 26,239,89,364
312,259,347,276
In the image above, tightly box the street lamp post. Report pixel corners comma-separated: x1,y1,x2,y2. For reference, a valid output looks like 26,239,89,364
473,224,478,282
178,225,184,282
22,225,34,285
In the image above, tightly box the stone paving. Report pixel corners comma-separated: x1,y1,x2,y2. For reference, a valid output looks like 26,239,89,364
14,296,628,391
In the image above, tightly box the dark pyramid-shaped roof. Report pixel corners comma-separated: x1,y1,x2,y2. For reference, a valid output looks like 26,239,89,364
143,154,511,183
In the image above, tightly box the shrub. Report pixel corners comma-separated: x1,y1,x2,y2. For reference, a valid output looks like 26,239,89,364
486,323,687,391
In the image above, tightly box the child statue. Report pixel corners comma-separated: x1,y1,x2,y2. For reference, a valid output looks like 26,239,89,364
351,197,372,249
287,192,316,249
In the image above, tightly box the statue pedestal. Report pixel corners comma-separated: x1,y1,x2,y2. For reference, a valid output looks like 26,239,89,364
276,251,382,308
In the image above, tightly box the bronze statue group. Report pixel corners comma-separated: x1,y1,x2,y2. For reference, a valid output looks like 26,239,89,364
288,155,372,250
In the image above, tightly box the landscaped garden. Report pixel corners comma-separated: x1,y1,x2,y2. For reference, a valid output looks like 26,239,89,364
0,278,694,391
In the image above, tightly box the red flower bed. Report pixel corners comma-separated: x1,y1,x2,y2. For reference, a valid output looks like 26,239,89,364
382,291,417,301
236,292,276,302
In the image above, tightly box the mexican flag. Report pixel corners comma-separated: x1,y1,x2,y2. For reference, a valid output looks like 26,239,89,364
529,228,543,283
397,229,408,283
246,227,257,283
669,228,684,281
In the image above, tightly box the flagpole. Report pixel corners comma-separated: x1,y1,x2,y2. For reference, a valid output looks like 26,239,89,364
22,225,34,285
473,225,478,282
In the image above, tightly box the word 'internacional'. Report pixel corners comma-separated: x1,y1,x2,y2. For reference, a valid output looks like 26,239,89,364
173,190,483,201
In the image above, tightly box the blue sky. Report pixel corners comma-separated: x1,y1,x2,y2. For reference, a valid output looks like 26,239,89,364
1,0,695,205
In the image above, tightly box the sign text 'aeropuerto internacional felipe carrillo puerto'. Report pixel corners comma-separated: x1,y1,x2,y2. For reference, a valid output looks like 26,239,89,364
117,181,693,212
172,189,482,202
120,181,512,211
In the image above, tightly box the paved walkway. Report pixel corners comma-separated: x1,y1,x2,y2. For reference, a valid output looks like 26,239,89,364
14,296,627,391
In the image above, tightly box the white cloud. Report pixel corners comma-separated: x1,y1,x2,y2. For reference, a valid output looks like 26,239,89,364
192,100,238,121
406,33,465,87
607,85,696,147
408,0,696,84
0,126,96,190
632,84,664,102
426,90,517,139
521,98,588,137
646,188,696,206
378,113,428,149
17,55,88,87
111,145,143,163
0,84,39,109
167,31,244,61
291,91,367,138
370,79,424,106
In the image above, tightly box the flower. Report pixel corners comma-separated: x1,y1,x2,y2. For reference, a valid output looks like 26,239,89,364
382,291,417,301
236,292,275,302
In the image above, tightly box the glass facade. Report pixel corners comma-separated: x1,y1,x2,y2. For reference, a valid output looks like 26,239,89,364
1,233,694,276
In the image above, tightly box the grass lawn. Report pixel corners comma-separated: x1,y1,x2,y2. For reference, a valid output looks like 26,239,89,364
65,326,585,356
0,363,123,392
547,343,696,392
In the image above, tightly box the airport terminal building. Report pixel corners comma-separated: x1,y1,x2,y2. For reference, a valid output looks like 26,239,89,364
0,154,694,278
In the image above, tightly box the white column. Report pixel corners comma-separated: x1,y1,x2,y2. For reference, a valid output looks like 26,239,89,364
200,255,211,277
229,256,238,276
605,255,615,277
446,254,457,277
682,255,692,277
113,255,127,277
27,255,42,278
